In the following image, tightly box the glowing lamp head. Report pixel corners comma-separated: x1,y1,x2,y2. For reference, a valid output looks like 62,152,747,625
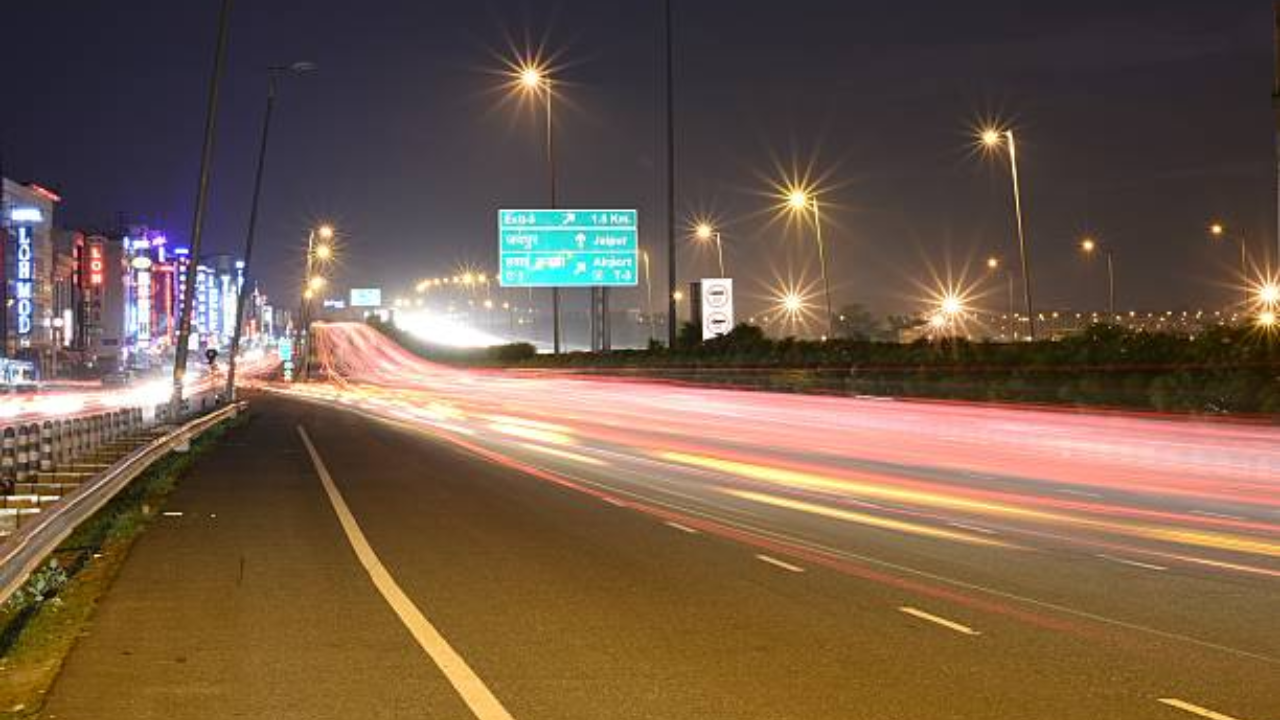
1259,310,1278,328
314,244,333,261
518,64,546,90
980,128,1003,148
1080,238,1097,253
695,223,714,240
787,189,810,211
986,257,1000,270
940,294,964,317
929,314,948,329
317,224,335,241
1209,223,1225,238
783,292,804,314
673,290,685,302
1259,282,1280,306
308,275,326,292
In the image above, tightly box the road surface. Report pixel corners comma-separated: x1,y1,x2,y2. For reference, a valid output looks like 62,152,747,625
39,324,1280,719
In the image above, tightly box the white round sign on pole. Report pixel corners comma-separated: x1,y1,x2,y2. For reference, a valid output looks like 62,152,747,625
700,278,735,340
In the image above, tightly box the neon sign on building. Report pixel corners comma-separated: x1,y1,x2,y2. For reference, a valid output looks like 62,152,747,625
15,226,34,345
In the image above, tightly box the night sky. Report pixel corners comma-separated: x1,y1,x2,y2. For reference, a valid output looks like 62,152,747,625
2,1,1274,320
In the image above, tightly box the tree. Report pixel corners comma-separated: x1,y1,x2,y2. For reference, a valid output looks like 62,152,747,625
835,303,882,340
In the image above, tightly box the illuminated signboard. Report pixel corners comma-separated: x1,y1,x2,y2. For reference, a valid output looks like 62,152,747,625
196,267,209,335
88,243,105,286
498,209,638,288
349,288,383,307
15,226,33,343
136,269,152,348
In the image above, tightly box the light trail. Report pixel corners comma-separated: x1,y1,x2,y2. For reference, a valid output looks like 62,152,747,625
275,322,1280,582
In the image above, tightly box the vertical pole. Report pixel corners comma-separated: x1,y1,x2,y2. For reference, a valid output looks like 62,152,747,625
0,142,8,357
714,232,725,278
1106,251,1115,319
172,0,233,417
643,250,655,343
665,0,678,348
546,85,561,355
226,72,278,402
812,200,835,339
1274,1,1280,266
1006,271,1015,339
1006,131,1036,341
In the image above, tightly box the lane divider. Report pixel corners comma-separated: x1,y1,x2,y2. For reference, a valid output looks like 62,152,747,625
297,426,515,720
899,607,981,636
664,521,700,535
755,554,805,573
1096,554,1168,572
1157,698,1246,720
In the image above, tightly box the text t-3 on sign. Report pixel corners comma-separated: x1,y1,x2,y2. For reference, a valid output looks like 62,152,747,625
498,209,639,288
701,278,735,340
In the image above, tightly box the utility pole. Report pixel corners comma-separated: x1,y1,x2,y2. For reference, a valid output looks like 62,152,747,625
171,0,232,418
1273,1,1280,266
664,0,678,348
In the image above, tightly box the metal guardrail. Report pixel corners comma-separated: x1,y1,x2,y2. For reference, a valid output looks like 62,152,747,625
0,401,246,608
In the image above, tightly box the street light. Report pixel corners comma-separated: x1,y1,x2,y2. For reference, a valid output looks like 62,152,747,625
780,184,835,339
986,256,1016,341
693,221,726,278
298,223,336,381
1259,281,1280,307
1209,222,1250,306
979,126,1037,340
225,60,317,402
1079,236,1116,319
508,57,562,354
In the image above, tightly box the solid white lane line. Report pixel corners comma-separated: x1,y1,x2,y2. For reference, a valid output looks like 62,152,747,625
946,521,999,536
664,521,700,535
297,426,515,720
898,607,981,636
1097,554,1168,572
1157,698,1246,720
1189,510,1246,521
754,554,805,573
162,511,184,517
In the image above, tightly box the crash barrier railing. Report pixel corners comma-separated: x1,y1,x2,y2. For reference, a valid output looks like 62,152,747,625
0,391,223,490
0,400,246,607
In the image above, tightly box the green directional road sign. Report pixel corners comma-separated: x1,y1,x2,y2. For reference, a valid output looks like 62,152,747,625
498,209,639,288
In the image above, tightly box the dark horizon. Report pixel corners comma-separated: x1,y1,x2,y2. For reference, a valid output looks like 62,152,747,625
2,1,1274,319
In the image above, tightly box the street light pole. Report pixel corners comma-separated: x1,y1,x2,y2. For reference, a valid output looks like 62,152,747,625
808,199,835,339
664,0,678,349
225,62,315,402
1105,249,1116,320
1004,131,1037,341
171,0,233,419
543,82,562,355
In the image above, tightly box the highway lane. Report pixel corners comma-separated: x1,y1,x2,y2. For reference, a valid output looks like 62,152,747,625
39,321,1280,718
285,323,1280,654
43,394,1277,719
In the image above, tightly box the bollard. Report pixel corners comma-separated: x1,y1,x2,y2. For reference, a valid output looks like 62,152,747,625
40,421,54,472
16,425,33,483
2,427,16,490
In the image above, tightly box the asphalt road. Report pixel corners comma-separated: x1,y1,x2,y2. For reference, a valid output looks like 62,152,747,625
38,388,1280,720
